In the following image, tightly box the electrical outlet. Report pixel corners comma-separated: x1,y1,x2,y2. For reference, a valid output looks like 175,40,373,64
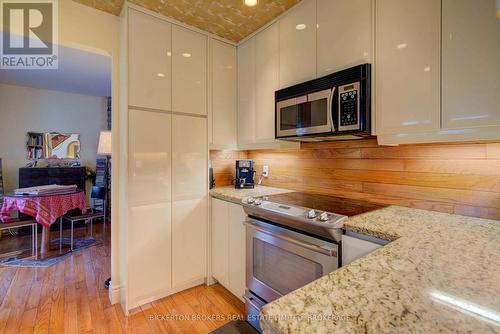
262,165,269,177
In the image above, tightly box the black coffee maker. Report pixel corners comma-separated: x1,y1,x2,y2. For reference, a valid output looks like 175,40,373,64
235,160,255,189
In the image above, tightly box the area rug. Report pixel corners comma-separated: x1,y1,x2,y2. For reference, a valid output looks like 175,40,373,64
0,238,100,268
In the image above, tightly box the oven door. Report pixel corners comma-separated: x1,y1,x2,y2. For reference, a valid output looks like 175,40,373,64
276,88,335,138
245,217,338,303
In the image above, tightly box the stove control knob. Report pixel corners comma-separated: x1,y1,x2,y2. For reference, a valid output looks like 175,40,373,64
307,209,317,219
319,212,329,222
246,197,255,204
254,198,263,206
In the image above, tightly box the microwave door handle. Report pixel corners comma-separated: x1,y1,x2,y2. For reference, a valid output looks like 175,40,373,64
328,87,336,132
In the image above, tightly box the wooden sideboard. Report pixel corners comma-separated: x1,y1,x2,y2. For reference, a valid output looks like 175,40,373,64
19,167,86,191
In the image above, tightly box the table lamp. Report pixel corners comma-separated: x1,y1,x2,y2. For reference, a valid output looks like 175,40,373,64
97,131,112,156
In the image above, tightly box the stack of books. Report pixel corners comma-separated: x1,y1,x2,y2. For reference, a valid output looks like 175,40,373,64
14,184,77,196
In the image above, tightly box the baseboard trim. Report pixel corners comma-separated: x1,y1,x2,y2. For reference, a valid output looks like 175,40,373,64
128,277,206,311
109,281,121,305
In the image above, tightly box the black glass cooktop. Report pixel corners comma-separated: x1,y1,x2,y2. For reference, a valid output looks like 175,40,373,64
266,192,386,217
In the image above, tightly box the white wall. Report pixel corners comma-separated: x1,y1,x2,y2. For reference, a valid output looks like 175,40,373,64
0,83,107,192
56,0,122,306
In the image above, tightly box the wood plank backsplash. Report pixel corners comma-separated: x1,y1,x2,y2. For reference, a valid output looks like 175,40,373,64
211,139,500,220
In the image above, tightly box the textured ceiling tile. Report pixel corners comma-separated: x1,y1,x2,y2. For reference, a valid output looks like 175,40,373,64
73,0,300,42
73,0,125,16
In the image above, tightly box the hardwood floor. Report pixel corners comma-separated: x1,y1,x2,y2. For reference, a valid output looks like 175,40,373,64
0,224,245,333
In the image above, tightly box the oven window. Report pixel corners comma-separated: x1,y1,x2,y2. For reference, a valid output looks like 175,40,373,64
299,99,328,128
253,239,323,296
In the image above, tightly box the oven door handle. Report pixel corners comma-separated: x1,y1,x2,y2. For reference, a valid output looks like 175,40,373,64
244,219,337,257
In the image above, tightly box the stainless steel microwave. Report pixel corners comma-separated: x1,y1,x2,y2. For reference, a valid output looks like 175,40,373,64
275,64,371,140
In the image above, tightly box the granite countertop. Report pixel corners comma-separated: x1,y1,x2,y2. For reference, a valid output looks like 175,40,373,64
209,185,293,204
261,206,500,333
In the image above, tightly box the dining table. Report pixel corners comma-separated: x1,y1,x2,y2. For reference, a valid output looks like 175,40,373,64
0,189,86,257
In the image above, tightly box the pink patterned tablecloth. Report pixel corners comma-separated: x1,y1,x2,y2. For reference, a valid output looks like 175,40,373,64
0,191,87,227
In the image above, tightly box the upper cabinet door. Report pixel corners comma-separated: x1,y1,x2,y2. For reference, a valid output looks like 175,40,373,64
172,25,207,115
375,0,441,135
442,0,500,129
279,0,317,88
237,38,256,144
255,23,280,142
211,40,237,146
317,0,372,75
128,9,172,111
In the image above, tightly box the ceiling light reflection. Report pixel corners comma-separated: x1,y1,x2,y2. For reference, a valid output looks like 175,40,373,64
429,290,500,326
451,114,489,121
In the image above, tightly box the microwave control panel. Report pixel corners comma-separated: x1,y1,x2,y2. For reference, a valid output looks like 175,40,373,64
338,81,360,131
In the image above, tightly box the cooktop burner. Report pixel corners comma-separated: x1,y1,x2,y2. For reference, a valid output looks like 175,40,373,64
265,192,386,217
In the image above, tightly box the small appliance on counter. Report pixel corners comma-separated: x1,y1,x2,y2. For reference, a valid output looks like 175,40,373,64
235,160,255,189
209,160,215,189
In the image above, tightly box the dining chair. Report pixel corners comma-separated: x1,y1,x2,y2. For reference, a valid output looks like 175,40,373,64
0,158,38,258
62,186,106,251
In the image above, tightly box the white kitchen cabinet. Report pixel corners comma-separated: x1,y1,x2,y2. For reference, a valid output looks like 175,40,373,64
128,9,172,111
210,198,246,302
129,203,172,306
255,23,280,142
211,40,237,147
317,0,372,75
128,109,172,307
211,198,229,287
442,0,500,129
172,114,207,288
128,109,172,206
342,234,385,265
279,0,317,88
172,25,207,115
237,38,256,144
375,0,441,135
228,203,246,301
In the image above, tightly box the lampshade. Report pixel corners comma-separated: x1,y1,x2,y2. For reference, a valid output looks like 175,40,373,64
97,131,112,155
497,0,500,18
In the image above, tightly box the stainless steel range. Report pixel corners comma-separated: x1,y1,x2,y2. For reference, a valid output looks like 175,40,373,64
242,194,349,332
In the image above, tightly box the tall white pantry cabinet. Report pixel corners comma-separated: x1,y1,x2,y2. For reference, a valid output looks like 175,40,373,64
124,7,208,310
